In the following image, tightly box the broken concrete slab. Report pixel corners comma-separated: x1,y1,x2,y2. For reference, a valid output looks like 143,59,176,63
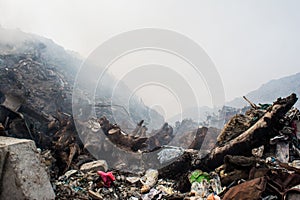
80,160,108,173
2,94,24,111
0,136,55,200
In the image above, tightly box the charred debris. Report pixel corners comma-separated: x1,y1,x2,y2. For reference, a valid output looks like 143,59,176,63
1,48,300,199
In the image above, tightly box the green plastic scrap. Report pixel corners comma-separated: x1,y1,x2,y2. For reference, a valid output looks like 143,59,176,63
189,170,210,183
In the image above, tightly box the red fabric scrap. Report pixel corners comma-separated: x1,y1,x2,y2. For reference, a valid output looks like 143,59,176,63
97,171,115,187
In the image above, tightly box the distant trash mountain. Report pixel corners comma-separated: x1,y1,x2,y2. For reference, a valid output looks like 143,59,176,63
0,26,164,130
227,72,300,108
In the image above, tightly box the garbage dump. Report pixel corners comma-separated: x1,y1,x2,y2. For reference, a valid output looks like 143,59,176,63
1,86,300,199
1,47,300,199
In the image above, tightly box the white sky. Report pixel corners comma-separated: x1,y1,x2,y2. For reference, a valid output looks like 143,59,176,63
1,0,300,118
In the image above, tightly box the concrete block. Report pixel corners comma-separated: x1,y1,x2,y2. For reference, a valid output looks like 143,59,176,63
0,136,55,200
80,160,108,173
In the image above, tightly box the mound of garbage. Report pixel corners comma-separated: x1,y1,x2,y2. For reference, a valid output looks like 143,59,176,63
1,32,300,199
1,82,300,200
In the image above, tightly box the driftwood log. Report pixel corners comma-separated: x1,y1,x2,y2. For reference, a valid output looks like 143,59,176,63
99,117,174,152
201,93,298,170
159,93,298,180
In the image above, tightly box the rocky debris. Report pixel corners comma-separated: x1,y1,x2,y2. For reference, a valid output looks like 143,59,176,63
140,169,158,193
0,56,73,115
80,160,108,173
0,136,55,200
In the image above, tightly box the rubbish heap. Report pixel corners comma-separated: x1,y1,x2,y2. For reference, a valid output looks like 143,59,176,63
1,43,300,200
42,93,300,199
157,93,300,200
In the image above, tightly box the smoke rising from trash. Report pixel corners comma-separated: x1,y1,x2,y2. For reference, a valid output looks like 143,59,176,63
1,1,300,199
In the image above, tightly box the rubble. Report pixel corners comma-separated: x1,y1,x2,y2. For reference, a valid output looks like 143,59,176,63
80,160,108,173
188,171,222,198
0,136,55,200
53,168,181,199
1,41,300,199
140,169,158,193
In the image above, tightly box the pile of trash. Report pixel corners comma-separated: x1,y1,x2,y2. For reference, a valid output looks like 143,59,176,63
40,93,300,199
1,78,300,199
53,163,222,200
54,167,179,200
1,43,300,199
